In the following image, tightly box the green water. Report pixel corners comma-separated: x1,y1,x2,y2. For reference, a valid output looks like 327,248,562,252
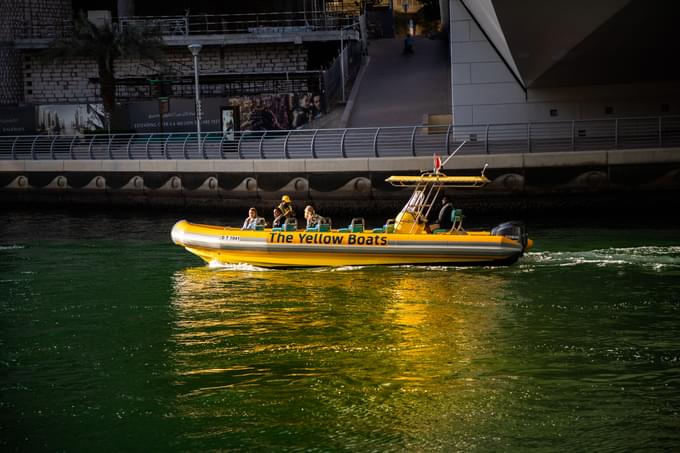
1,211,679,452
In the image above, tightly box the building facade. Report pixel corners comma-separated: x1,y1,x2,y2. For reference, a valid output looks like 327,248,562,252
446,0,680,125
1,0,364,134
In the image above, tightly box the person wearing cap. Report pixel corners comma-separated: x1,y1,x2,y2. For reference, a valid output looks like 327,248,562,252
277,195,295,219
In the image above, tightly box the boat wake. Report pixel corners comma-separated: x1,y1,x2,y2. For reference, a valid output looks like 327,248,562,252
208,260,271,272
525,246,680,271
0,244,25,251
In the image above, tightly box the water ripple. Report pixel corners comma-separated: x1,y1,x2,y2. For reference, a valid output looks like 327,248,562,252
526,245,680,270
0,244,25,250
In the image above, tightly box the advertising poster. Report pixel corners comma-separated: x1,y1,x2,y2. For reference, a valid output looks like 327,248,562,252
37,104,105,135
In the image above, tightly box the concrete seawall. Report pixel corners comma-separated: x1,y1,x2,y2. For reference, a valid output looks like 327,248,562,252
2,148,679,216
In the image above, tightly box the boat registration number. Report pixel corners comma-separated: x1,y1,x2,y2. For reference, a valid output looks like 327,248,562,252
220,235,241,241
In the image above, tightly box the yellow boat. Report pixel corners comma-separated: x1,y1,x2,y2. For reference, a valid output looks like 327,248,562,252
171,170,533,268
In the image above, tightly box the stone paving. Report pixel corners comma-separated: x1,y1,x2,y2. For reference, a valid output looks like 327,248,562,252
346,36,451,127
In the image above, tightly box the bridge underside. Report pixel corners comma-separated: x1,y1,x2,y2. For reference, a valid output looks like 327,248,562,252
461,0,680,89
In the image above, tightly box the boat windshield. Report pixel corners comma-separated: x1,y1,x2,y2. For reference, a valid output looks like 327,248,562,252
404,189,425,212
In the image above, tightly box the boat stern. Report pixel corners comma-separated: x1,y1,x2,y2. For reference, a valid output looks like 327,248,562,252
491,221,531,254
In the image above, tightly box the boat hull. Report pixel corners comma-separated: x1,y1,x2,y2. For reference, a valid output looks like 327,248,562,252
171,220,528,268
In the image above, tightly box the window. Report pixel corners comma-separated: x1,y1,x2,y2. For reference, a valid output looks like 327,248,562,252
550,109,558,117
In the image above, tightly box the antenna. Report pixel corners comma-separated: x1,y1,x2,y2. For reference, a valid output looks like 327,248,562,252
441,140,467,169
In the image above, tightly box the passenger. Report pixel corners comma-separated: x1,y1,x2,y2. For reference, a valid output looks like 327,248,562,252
277,194,295,219
241,207,259,230
430,196,453,231
272,207,285,228
304,205,323,229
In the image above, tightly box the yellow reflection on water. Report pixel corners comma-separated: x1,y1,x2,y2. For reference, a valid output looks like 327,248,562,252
383,269,508,385
169,265,512,442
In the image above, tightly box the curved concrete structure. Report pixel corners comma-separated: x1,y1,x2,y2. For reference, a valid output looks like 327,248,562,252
2,148,679,214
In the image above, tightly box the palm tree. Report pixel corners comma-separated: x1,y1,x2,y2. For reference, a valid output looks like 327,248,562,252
44,11,165,130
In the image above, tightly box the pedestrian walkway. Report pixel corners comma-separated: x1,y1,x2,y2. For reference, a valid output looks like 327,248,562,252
346,36,451,127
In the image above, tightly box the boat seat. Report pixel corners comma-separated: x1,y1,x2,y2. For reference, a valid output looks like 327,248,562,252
372,218,395,234
433,209,464,234
306,216,331,232
282,217,297,231
255,217,266,231
339,217,364,233
306,223,331,232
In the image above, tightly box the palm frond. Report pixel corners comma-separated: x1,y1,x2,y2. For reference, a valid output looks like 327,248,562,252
40,10,167,122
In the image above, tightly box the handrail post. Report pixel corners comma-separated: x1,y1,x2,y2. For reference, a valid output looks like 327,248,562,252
283,130,291,159
410,126,417,156
259,131,267,159
182,134,190,159
201,133,208,159
88,135,96,159
11,136,19,160
340,129,348,158
571,121,575,151
614,118,618,149
163,133,171,159
373,128,380,157
30,136,39,160
145,134,152,159
107,134,114,159
237,132,244,159
49,135,58,159
69,135,77,160
527,122,531,153
310,129,319,158
218,133,226,159
126,134,134,159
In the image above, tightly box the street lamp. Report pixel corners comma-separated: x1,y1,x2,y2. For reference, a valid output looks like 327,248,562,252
188,43,203,155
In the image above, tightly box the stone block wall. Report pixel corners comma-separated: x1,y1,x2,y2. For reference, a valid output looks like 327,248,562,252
27,43,309,104
0,49,24,105
220,44,308,72
24,55,100,104
120,44,309,99
115,45,307,75
1,1,28,104
1,0,72,105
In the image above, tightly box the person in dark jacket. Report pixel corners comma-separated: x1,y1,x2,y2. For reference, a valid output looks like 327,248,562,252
272,207,285,228
430,196,453,231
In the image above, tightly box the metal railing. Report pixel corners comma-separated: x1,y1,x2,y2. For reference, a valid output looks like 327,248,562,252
1,116,678,161
120,12,359,37
14,12,359,40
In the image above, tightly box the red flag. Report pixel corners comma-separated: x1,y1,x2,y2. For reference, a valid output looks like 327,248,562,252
433,153,442,173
